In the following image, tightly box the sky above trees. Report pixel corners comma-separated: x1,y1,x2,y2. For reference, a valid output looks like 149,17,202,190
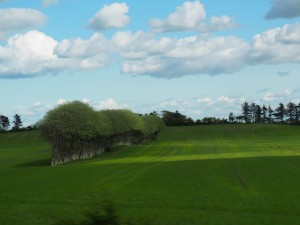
1,0,300,126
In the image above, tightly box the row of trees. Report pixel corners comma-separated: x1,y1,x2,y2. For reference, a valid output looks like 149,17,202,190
230,102,300,124
153,102,300,126
0,114,23,132
40,101,165,165
159,110,229,125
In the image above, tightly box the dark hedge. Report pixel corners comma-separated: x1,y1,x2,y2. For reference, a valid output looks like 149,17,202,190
40,101,164,165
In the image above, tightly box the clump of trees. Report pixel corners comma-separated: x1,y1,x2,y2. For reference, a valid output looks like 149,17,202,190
0,113,31,132
161,110,195,126
39,101,165,165
229,101,300,124
160,110,229,126
0,115,10,131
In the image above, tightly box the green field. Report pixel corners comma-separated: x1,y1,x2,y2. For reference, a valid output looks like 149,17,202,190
1,124,300,225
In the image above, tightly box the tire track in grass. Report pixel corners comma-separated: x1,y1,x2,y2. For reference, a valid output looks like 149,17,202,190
231,162,248,190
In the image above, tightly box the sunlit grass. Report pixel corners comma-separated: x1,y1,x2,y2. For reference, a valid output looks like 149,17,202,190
1,124,300,225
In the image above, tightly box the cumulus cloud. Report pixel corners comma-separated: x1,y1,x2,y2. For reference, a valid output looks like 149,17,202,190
196,97,214,105
95,98,128,110
0,8,46,39
2,20,300,79
0,30,58,78
82,98,90,104
198,15,238,32
54,33,110,69
217,96,236,104
89,3,130,31
261,89,295,104
57,98,67,105
150,1,237,33
42,0,58,8
150,1,206,33
121,35,250,77
250,23,300,64
265,0,300,19
0,31,112,78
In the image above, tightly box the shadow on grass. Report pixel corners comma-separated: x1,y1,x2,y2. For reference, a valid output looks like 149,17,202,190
54,199,152,225
15,158,51,167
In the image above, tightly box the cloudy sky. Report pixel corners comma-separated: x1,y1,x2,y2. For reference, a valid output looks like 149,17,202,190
1,0,300,126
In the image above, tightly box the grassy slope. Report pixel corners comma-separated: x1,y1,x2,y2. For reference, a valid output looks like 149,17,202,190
1,125,300,225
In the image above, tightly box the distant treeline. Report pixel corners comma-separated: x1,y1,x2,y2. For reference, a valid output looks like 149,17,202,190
39,101,165,165
0,114,34,132
230,101,300,124
155,101,300,126
154,110,228,126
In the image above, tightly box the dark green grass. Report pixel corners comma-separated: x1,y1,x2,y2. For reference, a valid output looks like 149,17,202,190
1,124,300,225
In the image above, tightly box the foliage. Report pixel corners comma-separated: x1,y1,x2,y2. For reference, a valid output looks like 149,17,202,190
161,110,194,126
99,109,145,135
142,115,165,134
12,114,22,130
230,101,300,124
0,115,10,131
40,101,165,165
40,101,111,141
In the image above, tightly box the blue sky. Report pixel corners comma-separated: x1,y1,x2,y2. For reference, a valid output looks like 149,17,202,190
1,0,300,126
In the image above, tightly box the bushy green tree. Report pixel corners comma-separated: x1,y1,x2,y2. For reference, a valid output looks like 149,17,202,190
12,114,22,130
0,115,10,131
142,115,165,135
40,101,111,142
40,102,164,165
99,109,145,135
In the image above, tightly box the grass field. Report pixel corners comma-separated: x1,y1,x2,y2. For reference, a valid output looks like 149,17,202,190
1,124,300,225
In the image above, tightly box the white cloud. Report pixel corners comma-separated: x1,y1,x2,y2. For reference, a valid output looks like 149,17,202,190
197,97,214,105
0,31,111,78
82,98,90,104
57,98,67,105
121,35,250,77
150,1,206,33
89,3,130,31
265,0,300,19
217,96,236,104
149,1,237,33
42,0,58,8
261,89,296,104
95,98,128,110
0,30,58,78
33,101,42,107
198,15,238,33
1,21,300,79
54,33,110,69
0,8,46,39
263,93,275,102
250,23,300,64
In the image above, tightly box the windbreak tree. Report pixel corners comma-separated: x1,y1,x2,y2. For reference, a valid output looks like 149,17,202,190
99,109,145,134
99,109,147,145
40,101,112,165
0,115,10,131
40,101,111,141
12,114,23,130
242,102,251,123
40,101,164,165
142,115,165,138
274,103,285,123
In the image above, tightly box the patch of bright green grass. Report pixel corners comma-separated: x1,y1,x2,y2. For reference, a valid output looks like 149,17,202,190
1,124,300,225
